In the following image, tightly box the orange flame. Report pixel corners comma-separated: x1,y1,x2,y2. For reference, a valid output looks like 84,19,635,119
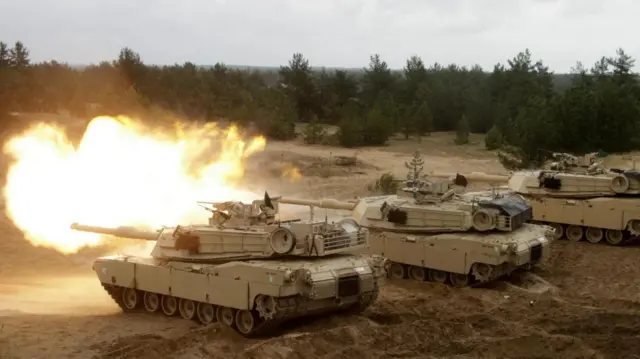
2,115,266,254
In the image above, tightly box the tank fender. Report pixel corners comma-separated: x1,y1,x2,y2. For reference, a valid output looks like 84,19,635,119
246,267,312,316
93,257,136,288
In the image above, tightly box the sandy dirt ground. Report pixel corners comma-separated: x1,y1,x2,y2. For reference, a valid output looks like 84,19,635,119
1,115,640,359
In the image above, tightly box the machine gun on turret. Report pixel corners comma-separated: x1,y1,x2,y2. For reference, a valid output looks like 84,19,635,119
546,151,603,174
197,192,280,227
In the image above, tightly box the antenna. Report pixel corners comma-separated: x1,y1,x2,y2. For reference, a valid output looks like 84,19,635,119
280,152,284,193
325,152,332,223
278,152,284,227
622,155,636,170
277,203,281,227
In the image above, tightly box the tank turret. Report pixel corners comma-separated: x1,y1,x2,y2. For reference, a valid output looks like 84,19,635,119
72,217,367,260
508,170,640,198
427,171,510,184
73,192,386,337
431,167,640,198
280,177,532,234
278,177,551,287
434,168,640,245
72,192,368,261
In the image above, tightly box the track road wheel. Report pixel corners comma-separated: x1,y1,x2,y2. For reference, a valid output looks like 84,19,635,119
179,299,197,320
566,225,583,242
428,269,448,284
471,263,494,283
143,292,160,312
628,220,640,236
549,223,564,240
605,229,624,246
217,306,236,327
235,310,258,337
449,273,471,288
585,227,603,244
387,262,406,280
408,266,427,281
121,288,141,311
161,296,179,316
196,303,217,324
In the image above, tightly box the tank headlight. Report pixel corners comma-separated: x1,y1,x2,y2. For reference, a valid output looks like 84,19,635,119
366,255,388,277
500,244,510,253
545,227,556,240
370,254,385,266
380,257,390,270
302,269,313,283
283,269,297,282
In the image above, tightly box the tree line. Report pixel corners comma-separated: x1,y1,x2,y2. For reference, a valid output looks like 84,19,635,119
1,40,639,167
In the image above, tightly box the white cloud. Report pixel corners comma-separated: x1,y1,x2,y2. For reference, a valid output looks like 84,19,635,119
0,0,638,71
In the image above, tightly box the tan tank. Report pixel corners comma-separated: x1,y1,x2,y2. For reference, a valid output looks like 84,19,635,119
278,179,552,287
430,169,640,246
70,193,387,337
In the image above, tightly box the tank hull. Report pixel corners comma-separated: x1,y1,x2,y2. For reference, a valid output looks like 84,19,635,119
363,223,551,287
463,189,640,246
92,254,384,337
526,196,640,246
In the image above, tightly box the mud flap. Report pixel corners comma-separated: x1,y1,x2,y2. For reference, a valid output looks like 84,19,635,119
530,243,543,262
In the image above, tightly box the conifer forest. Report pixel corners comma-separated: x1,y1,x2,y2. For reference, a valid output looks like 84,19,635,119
1,41,639,166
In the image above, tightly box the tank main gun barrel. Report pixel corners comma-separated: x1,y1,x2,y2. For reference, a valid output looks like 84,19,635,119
429,172,510,184
278,197,357,211
70,222,159,241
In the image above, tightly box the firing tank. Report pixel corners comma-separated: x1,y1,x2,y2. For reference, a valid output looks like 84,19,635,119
278,178,552,287
430,165,640,246
70,193,387,337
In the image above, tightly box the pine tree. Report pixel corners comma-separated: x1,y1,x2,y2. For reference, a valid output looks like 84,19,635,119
405,151,425,181
302,115,326,144
0,42,10,68
8,41,30,67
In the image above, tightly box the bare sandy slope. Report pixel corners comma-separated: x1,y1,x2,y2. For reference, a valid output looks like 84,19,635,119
1,120,640,359
2,242,640,359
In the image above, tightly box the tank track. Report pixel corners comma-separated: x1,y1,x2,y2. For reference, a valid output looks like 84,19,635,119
101,283,283,338
532,221,635,246
384,261,535,288
100,283,376,337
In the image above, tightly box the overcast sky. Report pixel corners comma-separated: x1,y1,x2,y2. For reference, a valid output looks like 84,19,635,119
1,0,638,72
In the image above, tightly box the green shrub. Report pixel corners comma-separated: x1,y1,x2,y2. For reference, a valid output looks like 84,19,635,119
484,125,504,150
367,172,398,194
